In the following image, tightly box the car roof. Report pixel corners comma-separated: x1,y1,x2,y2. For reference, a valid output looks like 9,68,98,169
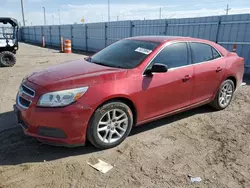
126,35,229,56
127,36,192,43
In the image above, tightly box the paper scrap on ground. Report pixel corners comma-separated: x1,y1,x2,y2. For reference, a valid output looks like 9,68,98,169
241,82,246,86
135,47,152,55
87,159,113,173
189,176,202,183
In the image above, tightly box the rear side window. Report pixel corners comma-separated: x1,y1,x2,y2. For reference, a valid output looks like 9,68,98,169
212,47,221,59
190,43,221,64
152,42,188,69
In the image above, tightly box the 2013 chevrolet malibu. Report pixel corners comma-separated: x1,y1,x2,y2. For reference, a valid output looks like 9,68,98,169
14,36,244,149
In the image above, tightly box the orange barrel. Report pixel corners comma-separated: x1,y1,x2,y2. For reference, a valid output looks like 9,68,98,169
233,44,237,52
64,39,72,53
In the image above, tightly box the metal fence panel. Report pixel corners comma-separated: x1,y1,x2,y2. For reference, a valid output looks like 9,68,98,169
72,24,86,50
35,26,42,43
22,27,29,41
106,21,131,46
43,26,51,45
167,16,219,41
51,26,60,47
87,23,105,52
28,27,36,43
132,19,166,36
218,14,250,70
60,25,72,41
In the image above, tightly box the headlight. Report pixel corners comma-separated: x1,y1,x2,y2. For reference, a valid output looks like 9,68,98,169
37,87,88,107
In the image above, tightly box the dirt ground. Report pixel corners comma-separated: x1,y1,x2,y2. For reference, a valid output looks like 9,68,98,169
0,43,250,188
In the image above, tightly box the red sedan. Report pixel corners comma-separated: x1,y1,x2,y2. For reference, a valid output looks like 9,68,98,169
14,36,244,149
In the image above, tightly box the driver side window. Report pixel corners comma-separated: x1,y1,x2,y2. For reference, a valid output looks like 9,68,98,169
151,42,188,69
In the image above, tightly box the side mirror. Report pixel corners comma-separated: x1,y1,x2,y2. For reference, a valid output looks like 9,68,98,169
144,63,168,75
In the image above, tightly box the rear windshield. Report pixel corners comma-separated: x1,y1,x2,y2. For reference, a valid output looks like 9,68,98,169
88,39,160,69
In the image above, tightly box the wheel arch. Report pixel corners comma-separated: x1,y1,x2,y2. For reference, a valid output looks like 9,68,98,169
225,75,237,89
92,96,138,126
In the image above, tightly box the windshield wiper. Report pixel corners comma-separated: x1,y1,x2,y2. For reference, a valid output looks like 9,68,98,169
87,58,125,69
91,61,122,68
92,61,108,66
109,65,125,68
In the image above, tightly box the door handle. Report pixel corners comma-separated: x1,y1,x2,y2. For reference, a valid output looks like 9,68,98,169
216,67,223,72
182,75,190,82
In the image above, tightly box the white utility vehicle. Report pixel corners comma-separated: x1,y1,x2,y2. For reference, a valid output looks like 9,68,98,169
0,18,19,67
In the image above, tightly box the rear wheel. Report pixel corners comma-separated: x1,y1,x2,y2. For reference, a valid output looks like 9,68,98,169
0,51,16,67
210,79,235,110
87,101,133,149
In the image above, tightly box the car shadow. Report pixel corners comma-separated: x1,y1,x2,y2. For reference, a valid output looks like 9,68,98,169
0,105,214,165
131,105,214,136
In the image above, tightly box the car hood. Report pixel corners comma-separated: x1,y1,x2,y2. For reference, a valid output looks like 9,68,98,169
27,59,128,91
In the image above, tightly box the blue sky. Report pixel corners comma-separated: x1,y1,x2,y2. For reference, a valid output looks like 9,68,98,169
1,0,250,26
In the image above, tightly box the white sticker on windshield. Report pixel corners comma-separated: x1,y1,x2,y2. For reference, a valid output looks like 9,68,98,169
135,47,152,55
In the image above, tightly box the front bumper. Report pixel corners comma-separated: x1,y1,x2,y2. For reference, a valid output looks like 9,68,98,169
14,85,94,146
14,103,93,146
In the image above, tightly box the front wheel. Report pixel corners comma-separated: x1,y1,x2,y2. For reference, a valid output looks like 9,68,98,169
87,101,133,149
0,51,16,67
210,79,235,110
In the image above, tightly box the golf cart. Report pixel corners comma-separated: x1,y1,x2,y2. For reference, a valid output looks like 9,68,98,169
0,17,19,67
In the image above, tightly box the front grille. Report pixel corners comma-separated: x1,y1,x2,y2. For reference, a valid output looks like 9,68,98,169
17,83,35,109
21,84,35,97
18,96,31,109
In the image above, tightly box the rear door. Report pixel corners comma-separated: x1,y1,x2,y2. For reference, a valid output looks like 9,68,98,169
189,42,226,104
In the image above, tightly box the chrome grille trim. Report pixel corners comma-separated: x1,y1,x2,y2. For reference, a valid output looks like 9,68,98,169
17,95,31,109
21,84,35,98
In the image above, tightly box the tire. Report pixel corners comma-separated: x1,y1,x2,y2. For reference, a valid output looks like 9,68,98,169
87,101,133,149
210,79,235,110
0,51,16,67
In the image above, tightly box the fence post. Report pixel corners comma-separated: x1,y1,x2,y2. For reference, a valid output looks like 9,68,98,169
41,26,44,47
85,24,88,51
28,27,30,42
71,25,73,49
215,16,221,43
59,25,61,48
164,19,168,35
34,26,36,43
130,21,133,37
49,26,52,46
41,26,43,38
105,22,107,47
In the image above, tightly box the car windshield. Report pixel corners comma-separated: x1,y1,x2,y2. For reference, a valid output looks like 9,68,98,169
0,24,14,39
87,39,160,69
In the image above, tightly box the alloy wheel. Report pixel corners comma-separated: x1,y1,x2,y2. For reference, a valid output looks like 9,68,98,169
219,82,233,108
97,109,128,144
